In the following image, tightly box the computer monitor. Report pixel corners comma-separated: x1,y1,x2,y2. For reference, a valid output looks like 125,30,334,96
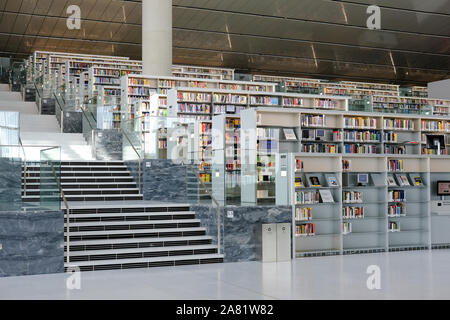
357,173,369,186
316,129,325,140
437,181,450,196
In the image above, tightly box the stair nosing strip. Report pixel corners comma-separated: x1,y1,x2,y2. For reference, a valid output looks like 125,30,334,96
64,254,224,267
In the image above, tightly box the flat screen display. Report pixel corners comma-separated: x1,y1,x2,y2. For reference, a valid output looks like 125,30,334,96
437,181,450,196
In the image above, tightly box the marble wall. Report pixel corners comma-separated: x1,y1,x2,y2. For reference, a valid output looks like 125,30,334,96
191,205,225,248
191,204,292,263
141,159,188,203
0,209,64,277
94,129,123,161
0,158,22,211
222,205,292,263
124,160,141,188
62,111,82,133
40,98,55,115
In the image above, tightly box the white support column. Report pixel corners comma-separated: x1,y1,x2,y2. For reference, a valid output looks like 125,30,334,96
142,0,172,76
428,79,450,100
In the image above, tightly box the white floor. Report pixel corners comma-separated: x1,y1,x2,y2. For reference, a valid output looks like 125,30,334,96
1,250,450,300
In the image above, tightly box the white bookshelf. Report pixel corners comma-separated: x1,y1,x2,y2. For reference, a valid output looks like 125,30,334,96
289,155,343,257
289,154,433,257
173,65,234,80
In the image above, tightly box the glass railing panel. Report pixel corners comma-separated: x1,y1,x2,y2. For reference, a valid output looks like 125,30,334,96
121,114,143,161
39,147,61,211
0,146,23,211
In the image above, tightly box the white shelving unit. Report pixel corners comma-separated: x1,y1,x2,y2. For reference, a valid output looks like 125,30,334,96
289,154,433,258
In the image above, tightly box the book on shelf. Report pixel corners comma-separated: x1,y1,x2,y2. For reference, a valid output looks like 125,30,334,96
250,96,279,106
343,191,363,203
384,145,406,155
413,176,423,186
314,98,338,109
388,221,400,232
319,189,334,203
384,118,414,130
396,175,411,186
309,176,321,187
342,222,352,235
344,144,377,154
333,130,343,142
283,97,303,107
295,207,312,221
388,203,406,217
387,176,397,187
344,116,377,129
384,131,398,142
283,128,298,141
296,223,315,236
342,159,351,172
388,160,404,171
327,176,339,187
344,130,380,142
342,206,364,219
295,177,304,188
295,191,320,204
303,143,337,153
388,190,406,202
302,114,326,127
295,159,304,171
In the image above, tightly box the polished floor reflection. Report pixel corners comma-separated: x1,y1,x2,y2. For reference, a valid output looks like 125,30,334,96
0,250,449,299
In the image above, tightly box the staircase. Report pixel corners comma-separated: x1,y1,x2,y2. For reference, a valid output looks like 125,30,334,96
20,132,95,161
5,83,224,271
0,82,94,161
65,203,223,271
22,161,143,202
22,161,223,271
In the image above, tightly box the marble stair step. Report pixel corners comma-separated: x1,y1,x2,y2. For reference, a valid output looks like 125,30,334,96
67,218,201,228
66,211,195,220
65,244,217,258
66,226,206,236
24,165,129,171
23,177,136,183
67,204,191,211
22,194,144,201
64,253,224,271
60,161,125,166
25,172,133,177
22,190,141,197
67,235,213,248
23,182,138,189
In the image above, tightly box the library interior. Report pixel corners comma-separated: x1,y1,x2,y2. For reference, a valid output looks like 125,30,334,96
0,0,449,301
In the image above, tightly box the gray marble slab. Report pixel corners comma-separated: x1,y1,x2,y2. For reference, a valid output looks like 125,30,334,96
124,160,141,187
62,111,82,133
191,204,292,263
0,210,64,277
94,129,123,161
142,160,187,203
191,205,225,248
223,205,292,263
0,158,22,209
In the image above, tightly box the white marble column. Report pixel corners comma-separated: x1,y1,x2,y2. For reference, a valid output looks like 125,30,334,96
142,0,172,76
428,79,450,100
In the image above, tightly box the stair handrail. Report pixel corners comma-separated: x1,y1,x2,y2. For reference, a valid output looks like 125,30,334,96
32,79,41,99
80,105,95,131
53,91,64,113
41,147,71,265
119,126,143,193
119,115,222,253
